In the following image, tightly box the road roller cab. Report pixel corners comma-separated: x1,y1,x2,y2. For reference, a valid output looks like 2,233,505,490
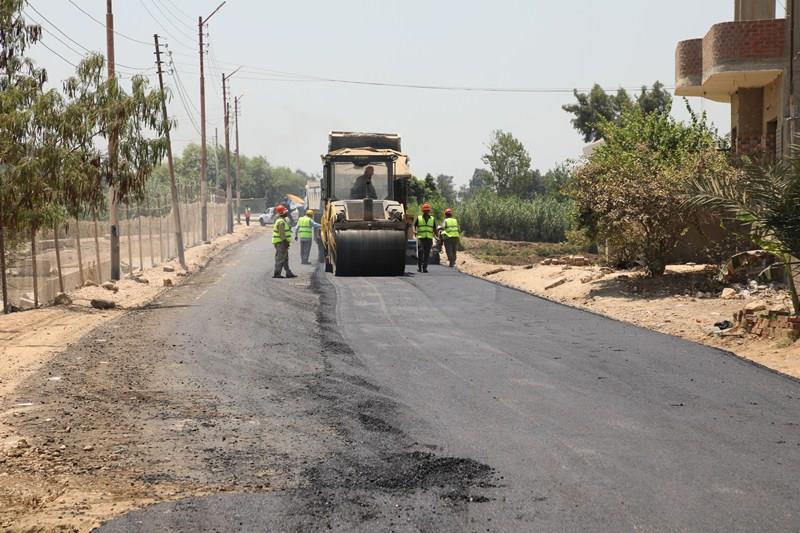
321,132,411,276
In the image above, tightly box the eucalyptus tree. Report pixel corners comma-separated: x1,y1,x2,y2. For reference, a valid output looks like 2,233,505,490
0,0,45,311
65,53,169,280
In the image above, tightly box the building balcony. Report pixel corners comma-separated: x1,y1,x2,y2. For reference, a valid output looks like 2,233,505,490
675,18,786,103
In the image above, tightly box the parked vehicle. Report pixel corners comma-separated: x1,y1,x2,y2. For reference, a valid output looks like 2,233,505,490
258,208,276,226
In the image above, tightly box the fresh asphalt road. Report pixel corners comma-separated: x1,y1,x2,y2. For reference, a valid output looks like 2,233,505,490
97,233,800,532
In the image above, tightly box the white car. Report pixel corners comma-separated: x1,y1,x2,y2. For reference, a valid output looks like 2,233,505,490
258,208,276,226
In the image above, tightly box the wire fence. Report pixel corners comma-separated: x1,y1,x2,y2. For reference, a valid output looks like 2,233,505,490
1,198,230,311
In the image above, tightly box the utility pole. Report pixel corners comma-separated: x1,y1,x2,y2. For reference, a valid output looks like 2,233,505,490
198,2,226,243
106,0,120,281
234,95,242,224
154,34,187,269
222,68,240,234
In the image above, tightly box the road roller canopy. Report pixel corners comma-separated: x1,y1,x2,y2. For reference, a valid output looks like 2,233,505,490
323,148,411,178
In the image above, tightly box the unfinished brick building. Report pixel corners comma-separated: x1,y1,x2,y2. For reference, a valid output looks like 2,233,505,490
675,0,786,159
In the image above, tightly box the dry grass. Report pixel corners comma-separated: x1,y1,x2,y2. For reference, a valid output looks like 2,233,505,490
461,237,585,266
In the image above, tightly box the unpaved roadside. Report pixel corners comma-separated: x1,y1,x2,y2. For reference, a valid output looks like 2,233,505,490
0,224,264,531
458,253,800,379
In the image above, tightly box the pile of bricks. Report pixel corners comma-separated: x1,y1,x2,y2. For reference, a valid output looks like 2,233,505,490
734,309,800,341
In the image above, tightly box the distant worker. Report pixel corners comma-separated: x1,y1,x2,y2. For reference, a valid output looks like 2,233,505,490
244,207,252,226
415,203,435,273
350,165,378,200
295,209,321,265
272,205,296,279
441,208,460,267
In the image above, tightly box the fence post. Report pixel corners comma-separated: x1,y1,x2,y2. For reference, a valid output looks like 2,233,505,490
137,202,144,271
0,212,7,313
93,209,102,283
157,195,164,264
126,205,134,275
53,222,64,294
75,216,84,286
147,197,155,267
31,227,38,309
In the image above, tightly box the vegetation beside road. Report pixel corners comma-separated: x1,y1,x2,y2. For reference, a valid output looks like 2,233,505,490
461,237,583,266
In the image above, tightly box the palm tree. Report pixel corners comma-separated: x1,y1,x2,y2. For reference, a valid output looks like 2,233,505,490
686,156,800,314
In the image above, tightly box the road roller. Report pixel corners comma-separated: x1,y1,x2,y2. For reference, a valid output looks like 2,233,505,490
320,132,411,276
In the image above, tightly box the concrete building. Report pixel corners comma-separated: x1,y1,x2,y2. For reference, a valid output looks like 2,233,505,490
675,0,786,159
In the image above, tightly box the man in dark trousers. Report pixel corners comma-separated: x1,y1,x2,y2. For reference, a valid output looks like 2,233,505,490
272,205,296,279
350,165,378,199
441,208,460,267
415,203,435,273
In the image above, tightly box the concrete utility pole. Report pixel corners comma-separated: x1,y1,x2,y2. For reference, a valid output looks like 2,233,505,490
198,2,226,242
234,95,242,224
106,0,120,281
154,34,187,269
222,68,240,234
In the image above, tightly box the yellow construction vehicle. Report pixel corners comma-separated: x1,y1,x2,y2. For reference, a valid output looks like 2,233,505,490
320,132,411,276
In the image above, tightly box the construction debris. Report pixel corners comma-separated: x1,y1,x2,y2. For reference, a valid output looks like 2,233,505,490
53,293,72,306
545,277,568,290
90,299,116,310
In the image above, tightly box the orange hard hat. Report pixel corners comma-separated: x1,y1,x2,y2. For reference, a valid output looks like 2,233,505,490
275,205,287,215
445,208,453,215
421,203,431,211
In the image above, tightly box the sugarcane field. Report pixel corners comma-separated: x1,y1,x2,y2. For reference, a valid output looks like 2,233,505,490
1,1,799,532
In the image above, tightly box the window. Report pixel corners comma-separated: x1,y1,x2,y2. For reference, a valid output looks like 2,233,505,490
332,162,390,200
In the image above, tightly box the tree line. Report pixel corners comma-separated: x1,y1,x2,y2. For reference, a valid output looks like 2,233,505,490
148,143,311,207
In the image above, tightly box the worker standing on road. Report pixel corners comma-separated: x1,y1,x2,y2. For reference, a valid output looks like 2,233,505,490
295,209,321,265
244,207,251,226
272,205,297,279
415,203,435,273
441,208,460,268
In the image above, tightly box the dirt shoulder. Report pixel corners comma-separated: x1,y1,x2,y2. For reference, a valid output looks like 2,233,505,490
458,246,800,380
0,224,263,531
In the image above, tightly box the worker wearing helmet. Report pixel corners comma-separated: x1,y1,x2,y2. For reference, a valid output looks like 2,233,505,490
294,209,321,265
272,205,296,279
415,203,435,273
442,208,460,267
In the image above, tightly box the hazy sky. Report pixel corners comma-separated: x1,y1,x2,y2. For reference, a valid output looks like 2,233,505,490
28,0,752,185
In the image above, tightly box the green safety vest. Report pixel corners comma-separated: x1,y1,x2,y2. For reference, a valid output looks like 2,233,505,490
416,215,435,240
272,217,291,244
443,217,460,239
297,216,313,240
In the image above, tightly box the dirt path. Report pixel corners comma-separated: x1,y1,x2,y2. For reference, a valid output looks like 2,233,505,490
0,224,263,531
458,253,800,379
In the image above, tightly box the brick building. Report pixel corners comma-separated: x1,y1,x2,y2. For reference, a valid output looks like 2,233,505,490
675,0,786,159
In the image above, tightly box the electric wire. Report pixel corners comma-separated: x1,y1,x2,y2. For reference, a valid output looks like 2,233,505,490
167,52,202,135
148,0,196,43
138,0,195,51
66,0,674,95
67,0,152,46
25,8,154,74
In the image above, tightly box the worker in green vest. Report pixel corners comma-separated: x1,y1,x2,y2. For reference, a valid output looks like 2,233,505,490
415,203,435,273
294,209,321,265
441,208,460,267
272,205,296,279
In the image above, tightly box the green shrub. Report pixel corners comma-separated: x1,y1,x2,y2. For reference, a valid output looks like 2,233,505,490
458,190,572,243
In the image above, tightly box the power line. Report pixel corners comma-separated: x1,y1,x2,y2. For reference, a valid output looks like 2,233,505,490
25,8,154,74
148,0,196,43
168,52,201,135
67,0,152,46
38,40,78,68
162,0,192,19
65,0,676,96
139,0,195,51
